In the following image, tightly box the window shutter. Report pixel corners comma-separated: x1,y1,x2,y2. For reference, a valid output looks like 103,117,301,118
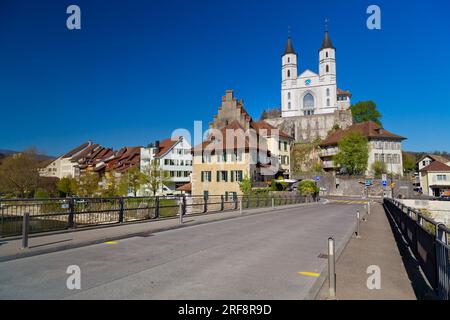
217,171,220,182
230,171,234,182
224,171,228,182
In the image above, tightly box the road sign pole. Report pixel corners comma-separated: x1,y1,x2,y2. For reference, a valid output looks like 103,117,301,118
355,210,361,238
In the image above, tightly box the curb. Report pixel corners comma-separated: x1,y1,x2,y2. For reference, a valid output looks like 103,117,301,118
0,202,317,263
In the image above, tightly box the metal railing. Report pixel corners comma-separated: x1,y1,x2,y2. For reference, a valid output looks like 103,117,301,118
0,194,309,238
384,198,450,300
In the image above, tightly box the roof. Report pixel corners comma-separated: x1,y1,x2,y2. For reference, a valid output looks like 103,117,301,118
61,141,92,158
320,121,406,147
106,146,142,173
320,31,334,50
420,161,450,173
252,120,293,140
176,182,192,192
154,137,180,158
284,36,296,55
417,154,450,165
337,88,352,97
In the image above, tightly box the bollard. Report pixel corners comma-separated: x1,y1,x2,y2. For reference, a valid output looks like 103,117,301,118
179,201,183,224
328,237,336,299
21,212,30,249
368,201,371,215
239,199,243,215
272,197,274,210
355,210,361,238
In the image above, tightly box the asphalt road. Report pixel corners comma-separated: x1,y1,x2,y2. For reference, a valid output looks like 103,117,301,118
0,201,363,300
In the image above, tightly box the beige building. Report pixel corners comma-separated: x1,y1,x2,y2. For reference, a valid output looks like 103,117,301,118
191,90,293,197
419,161,450,197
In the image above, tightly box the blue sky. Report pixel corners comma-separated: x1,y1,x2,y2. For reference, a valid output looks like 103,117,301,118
0,0,449,156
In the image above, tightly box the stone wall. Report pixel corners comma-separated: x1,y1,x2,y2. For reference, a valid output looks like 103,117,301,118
265,109,353,143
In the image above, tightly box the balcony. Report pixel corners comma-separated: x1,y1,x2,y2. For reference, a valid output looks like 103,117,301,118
320,149,338,157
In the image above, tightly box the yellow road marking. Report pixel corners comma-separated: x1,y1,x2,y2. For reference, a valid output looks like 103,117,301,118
104,241,118,245
298,271,320,277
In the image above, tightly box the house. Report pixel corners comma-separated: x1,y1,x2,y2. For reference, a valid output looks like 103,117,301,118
319,121,406,176
140,136,192,195
417,154,450,172
419,161,450,197
191,90,293,197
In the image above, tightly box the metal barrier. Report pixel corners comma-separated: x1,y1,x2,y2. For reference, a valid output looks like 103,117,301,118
0,194,307,238
384,198,450,300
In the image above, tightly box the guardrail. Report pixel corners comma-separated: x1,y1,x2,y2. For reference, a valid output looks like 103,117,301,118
0,194,310,238
384,198,450,300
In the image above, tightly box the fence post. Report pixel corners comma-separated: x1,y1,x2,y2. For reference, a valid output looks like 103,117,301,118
203,196,208,213
328,237,336,299
182,195,187,216
68,197,75,229
118,197,124,223
355,210,361,238
272,197,275,210
239,198,243,215
21,212,30,249
179,200,183,224
155,196,160,219
221,195,224,211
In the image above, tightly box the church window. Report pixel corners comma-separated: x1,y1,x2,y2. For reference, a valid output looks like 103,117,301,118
288,92,291,100
326,88,330,96
327,98,330,107
288,57,290,63
288,102,291,109
326,65,329,73
326,52,329,58
303,93,315,110
287,70,291,78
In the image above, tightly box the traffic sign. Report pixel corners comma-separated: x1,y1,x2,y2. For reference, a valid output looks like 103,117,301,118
382,181,388,188
315,176,321,182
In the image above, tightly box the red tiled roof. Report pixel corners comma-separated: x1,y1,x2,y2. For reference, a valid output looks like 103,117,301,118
320,121,406,147
61,141,92,158
155,137,180,158
106,146,142,173
337,88,352,97
176,182,192,191
420,161,450,172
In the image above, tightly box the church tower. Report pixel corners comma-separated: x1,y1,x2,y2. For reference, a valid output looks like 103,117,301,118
318,25,337,112
281,34,298,115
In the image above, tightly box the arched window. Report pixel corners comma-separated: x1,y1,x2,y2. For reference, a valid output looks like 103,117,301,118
326,65,329,73
288,102,291,110
287,92,291,100
326,88,330,96
287,57,290,63
287,70,290,78
326,52,329,58
327,98,330,107
303,93,314,110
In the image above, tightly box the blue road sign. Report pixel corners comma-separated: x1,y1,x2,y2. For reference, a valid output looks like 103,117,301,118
382,181,388,188
315,176,321,182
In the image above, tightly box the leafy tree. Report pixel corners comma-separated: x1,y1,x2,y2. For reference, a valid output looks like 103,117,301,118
351,101,382,126
0,150,40,197
297,180,319,196
312,162,323,174
101,171,121,197
57,177,79,197
77,172,100,197
260,108,281,120
238,175,252,195
119,166,146,197
141,160,170,196
34,188,50,199
402,152,416,175
334,132,369,176
271,179,287,191
371,161,387,178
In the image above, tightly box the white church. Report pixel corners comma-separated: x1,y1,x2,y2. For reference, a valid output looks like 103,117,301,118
281,30,352,117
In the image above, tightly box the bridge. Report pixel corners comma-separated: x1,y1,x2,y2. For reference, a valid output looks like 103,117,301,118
0,196,448,300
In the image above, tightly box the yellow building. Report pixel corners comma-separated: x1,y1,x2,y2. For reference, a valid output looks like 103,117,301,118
191,90,293,197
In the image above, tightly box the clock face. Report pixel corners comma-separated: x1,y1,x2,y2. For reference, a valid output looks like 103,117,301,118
305,79,311,86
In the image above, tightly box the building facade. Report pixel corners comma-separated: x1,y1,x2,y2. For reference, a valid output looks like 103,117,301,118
319,121,406,176
281,30,351,118
419,161,450,197
140,136,192,195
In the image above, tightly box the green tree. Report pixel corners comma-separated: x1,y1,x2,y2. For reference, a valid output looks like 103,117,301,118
119,166,146,197
141,160,170,196
101,171,121,197
57,177,79,197
238,175,252,195
402,152,416,175
297,180,319,196
0,150,40,197
351,101,382,126
77,172,100,197
371,160,387,178
334,132,369,176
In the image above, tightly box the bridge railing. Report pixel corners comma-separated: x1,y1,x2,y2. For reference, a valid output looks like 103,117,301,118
384,198,450,300
0,194,309,238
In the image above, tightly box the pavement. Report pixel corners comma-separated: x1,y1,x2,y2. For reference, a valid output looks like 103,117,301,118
316,201,436,300
0,201,362,299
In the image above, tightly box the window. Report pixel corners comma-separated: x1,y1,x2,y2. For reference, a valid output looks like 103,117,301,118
284,141,287,151
287,57,290,63
287,92,291,100
303,93,314,110
201,171,212,182
326,65,329,73
326,52,329,58
287,70,290,78
217,171,228,182
437,175,447,181
288,102,291,110
326,88,330,97
327,98,330,107
279,141,282,150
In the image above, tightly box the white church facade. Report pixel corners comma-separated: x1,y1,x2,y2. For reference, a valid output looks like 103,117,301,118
281,30,352,118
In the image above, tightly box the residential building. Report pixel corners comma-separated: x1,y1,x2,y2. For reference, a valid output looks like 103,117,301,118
191,90,293,197
140,136,192,195
419,161,450,197
319,121,406,176
417,154,450,172
281,28,351,117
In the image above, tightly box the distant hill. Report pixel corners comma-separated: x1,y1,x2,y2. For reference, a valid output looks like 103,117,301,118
0,149,55,161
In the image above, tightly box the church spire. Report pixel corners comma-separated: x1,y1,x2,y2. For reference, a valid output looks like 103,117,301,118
320,19,334,50
284,27,296,55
